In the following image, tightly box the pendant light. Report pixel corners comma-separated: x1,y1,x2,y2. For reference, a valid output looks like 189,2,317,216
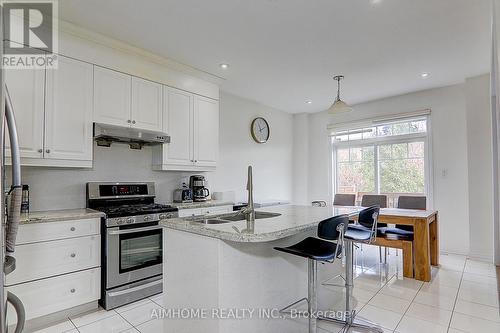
328,75,353,114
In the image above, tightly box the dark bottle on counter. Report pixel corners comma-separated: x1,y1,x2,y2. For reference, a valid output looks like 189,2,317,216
20,184,29,213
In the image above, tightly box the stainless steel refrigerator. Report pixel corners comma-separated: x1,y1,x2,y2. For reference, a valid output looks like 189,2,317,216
1,3,26,332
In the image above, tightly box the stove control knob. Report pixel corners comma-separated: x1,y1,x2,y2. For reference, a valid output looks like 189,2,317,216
115,218,123,225
126,218,134,224
159,213,169,219
143,216,151,221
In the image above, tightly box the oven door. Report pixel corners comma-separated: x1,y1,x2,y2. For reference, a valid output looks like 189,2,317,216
106,221,163,289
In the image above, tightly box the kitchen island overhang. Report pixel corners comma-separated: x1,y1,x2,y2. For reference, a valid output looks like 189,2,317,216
159,205,359,333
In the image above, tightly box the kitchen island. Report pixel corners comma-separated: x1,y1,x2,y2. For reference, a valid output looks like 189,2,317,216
160,205,359,333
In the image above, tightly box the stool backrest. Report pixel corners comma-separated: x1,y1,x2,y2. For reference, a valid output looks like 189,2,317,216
317,214,348,241
361,194,387,208
333,194,356,206
397,196,426,210
358,205,380,229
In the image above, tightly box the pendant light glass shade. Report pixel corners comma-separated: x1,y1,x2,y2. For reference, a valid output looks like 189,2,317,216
328,75,353,114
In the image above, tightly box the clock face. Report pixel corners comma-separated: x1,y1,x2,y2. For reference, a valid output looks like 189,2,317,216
251,117,270,143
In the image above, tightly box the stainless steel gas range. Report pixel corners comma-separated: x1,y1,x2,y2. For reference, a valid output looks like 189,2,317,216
86,182,178,310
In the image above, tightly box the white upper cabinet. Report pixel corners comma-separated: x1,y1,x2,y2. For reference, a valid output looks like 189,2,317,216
4,66,45,159
5,55,93,167
45,56,93,162
131,77,162,131
93,66,131,127
153,88,219,171
5,43,218,169
94,67,163,132
194,96,219,167
160,87,193,166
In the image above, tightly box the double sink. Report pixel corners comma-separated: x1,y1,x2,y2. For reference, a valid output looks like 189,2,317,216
190,211,281,225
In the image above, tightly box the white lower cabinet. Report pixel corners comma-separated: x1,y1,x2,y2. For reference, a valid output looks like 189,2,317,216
7,235,100,285
178,205,233,218
7,268,100,322
15,218,100,245
199,205,233,216
178,208,202,218
6,217,101,326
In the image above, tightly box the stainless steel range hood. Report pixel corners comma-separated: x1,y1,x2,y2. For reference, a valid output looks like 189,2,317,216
94,123,170,149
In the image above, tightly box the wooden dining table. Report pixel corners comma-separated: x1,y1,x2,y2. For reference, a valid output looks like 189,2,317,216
337,206,439,282
378,208,439,281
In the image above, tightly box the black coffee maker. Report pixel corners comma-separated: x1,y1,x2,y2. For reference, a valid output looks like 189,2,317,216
189,175,210,202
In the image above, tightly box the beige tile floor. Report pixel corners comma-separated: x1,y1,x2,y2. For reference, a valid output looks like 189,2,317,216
33,245,500,333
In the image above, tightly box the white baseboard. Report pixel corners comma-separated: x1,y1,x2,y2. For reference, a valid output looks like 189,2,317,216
440,250,494,263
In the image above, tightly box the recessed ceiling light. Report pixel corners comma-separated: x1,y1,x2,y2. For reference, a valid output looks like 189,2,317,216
370,0,382,5
421,72,430,78
306,100,312,104
219,63,229,69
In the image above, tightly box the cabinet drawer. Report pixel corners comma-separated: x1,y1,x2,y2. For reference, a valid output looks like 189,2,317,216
16,218,100,245
7,268,100,322
200,205,233,216
7,235,100,285
178,208,202,218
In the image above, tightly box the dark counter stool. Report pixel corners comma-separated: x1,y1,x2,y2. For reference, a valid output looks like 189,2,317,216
322,206,384,332
274,215,348,333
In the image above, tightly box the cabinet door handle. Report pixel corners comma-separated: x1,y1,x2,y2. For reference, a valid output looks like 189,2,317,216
70,227,76,231
132,120,136,124
70,253,76,258
127,120,131,123
45,149,50,153
70,288,76,293
38,149,43,153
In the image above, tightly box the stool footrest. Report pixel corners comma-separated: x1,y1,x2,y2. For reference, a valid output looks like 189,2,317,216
321,273,346,288
279,297,309,315
318,312,384,333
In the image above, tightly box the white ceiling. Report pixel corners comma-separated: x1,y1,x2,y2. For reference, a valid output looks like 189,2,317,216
59,0,491,113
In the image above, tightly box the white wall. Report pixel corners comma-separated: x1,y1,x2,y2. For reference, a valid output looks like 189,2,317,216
492,0,500,265
292,113,310,205
465,74,494,260
295,82,478,256
212,92,294,203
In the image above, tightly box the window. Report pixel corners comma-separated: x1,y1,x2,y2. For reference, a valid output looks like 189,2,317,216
331,115,430,208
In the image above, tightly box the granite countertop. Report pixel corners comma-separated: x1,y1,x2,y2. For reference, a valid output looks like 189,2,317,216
168,200,234,210
160,205,361,243
19,208,105,224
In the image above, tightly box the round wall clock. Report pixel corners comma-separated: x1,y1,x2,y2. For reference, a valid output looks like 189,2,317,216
251,117,270,143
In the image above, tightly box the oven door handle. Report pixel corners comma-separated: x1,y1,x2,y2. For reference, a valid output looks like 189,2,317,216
108,226,163,235
107,279,163,297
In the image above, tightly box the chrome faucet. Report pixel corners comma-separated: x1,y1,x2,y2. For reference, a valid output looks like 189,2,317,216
242,165,255,222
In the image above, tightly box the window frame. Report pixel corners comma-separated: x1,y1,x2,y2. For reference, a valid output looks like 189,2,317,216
330,115,433,208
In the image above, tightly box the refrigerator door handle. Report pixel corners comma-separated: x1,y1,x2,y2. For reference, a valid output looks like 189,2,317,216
6,291,24,333
4,85,22,255
4,85,26,332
